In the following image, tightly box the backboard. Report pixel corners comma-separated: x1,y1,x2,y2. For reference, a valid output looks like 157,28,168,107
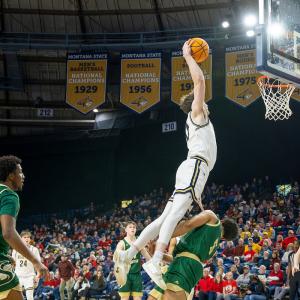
256,0,300,87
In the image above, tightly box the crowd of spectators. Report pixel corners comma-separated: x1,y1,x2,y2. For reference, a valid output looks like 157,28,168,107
18,176,299,300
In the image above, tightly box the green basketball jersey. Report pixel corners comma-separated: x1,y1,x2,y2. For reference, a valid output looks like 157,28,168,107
0,184,20,256
173,220,221,262
123,238,141,274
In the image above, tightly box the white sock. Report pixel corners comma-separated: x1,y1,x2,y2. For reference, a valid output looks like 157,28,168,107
152,250,163,265
26,289,34,300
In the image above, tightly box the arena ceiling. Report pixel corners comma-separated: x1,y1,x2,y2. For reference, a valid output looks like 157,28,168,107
0,0,258,137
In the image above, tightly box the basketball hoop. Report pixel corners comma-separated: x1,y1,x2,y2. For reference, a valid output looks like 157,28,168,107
257,76,295,121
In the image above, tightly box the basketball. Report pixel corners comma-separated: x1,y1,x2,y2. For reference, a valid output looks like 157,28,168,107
190,37,209,63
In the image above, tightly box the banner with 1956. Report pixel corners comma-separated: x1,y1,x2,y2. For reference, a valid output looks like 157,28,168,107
120,52,161,113
66,53,107,114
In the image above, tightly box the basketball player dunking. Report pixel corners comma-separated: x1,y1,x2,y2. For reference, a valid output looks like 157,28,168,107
114,39,217,289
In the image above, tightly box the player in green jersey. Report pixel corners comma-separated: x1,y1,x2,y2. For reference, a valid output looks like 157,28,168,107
148,210,238,300
0,155,48,300
114,221,151,300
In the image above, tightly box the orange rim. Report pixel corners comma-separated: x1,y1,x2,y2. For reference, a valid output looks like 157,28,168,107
257,75,291,88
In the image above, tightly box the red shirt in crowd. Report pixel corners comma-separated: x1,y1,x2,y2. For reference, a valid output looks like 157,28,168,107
98,239,110,249
43,279,60,288
244,249,256,261
269,269,284,286
282,236,297,250
212,281,223,293
58,260,75,281
233,245,245,257
223,280,238,295
271,219,283,227
222,247,235,258
195,276,213,292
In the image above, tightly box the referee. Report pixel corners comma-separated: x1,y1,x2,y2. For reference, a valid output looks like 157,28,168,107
288,240,300,299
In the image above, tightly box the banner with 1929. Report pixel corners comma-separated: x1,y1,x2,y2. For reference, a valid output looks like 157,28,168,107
66,53,107,114
171,50,212,105
225,44,261,107
120,52,161,113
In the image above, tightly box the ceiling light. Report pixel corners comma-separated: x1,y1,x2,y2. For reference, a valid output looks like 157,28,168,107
222,21,230,28
244,15,257,27
268,22,285,37
246,30,255,37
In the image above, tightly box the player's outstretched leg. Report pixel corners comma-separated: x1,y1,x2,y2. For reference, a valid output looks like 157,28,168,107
143,193,192,289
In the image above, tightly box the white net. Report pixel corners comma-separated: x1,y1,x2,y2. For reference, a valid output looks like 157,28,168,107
257,76,295,121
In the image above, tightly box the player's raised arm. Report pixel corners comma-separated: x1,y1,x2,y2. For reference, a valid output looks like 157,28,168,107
171,210,216,237
182,40,206,118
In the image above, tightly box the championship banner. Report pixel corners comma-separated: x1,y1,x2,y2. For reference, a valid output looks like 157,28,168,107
66,53,107,114
171,50,212,105
292,88,300,101
225,44,261,107
120,52,161,113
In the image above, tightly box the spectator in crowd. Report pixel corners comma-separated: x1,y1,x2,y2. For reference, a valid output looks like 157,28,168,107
241,225,251,240
252,230,261,244
233,239,245,257
85,269,106,299
229,265,239,280
270,250,281,270
221,272,238,300
259,232,272,247
245,238,261,254
281,243,294,265
36,271,60,300
265,223,275,239
274,234,284,249
72,273,90,300
58,254,75,300
282,230,297,250
268,262,284,295
233,257,243,274
210,272,223,300
259,241,271,256
222,241,235,259
236,266,251,295
195,268,213,300
257,265,267,287
258,251,271,270
244,274,267,300
244,244,256,262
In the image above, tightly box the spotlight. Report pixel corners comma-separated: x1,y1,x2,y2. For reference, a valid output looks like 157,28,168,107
246,30,255,37
268,22,285,37
244,15,257,27
93,108,99,113
222,21,230,28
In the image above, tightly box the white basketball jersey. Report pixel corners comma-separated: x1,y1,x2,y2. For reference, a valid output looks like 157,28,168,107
12,245,41,277
185,112,217,171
